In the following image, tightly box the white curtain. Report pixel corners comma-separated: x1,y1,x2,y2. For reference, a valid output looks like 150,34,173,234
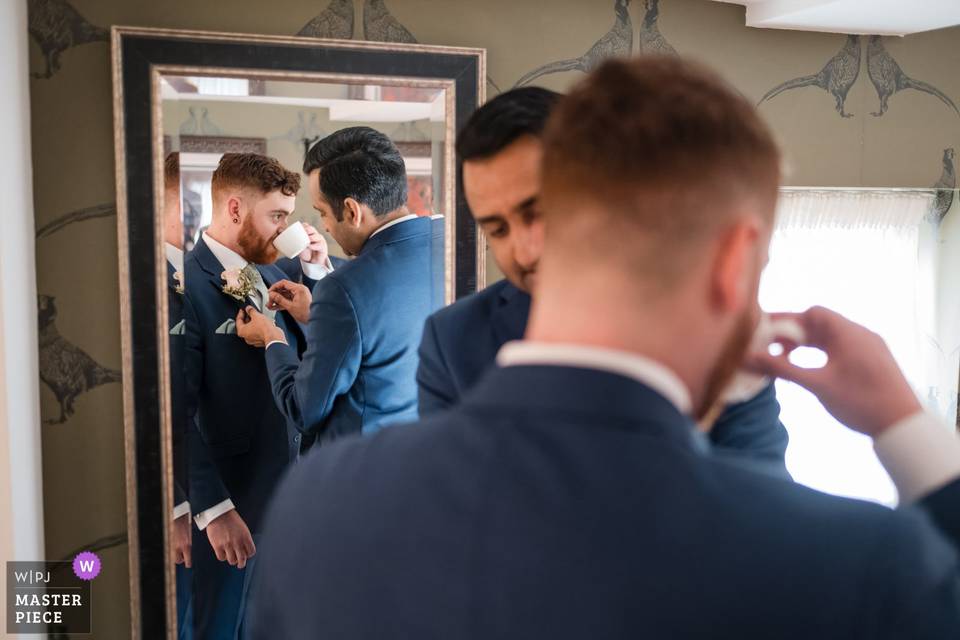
759,189,940,506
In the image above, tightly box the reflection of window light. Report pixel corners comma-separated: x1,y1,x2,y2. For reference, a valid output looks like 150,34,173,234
179,152,223,242
403,157,432,176
188,178,213,229
189,77,250,96
760,189,938,507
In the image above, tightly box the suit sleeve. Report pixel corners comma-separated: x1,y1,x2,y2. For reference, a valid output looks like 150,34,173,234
169,296,189,508
918,478,960,551
182,292,231,513
416,314,457,416
709,382,790,476
265,275,362,437
870,505,960,638
187,418,230,515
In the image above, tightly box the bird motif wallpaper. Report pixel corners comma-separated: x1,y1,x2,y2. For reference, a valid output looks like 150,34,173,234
639,0,677,55
37,294,122,425
759,34,960,120
28,0,108,79
297,0,354,39
515,0,633,87
866,35,960,118
758,34,861,118
932,148,957,223
23,0,960,636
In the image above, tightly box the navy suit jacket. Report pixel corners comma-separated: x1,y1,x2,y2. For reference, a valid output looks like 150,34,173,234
418,279,790,470
250,365,960,639
265,216,440,450
167,263,189,507
183,237,306,532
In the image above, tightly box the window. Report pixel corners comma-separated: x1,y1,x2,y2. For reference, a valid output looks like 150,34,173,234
759,189,952,506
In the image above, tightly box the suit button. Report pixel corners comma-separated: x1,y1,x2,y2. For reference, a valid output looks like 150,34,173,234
294,434,301,443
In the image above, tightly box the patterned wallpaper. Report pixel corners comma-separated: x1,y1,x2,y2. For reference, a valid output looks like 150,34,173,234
25,0,960,635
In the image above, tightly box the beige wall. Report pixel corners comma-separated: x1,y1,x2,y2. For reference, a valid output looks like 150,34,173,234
25,0,960,633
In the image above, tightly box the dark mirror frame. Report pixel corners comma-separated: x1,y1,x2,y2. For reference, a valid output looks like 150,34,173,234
111,26,485,639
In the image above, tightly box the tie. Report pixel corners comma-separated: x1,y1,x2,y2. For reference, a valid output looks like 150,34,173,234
246,266,277,322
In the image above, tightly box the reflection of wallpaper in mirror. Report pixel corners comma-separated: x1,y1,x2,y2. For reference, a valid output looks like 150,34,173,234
161,135,267,155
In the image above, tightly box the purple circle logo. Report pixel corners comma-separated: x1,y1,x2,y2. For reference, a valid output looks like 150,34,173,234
72,551,101,581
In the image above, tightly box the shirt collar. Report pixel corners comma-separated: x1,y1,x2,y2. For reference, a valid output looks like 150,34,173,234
164,242,184,273
369,213,419,239
202,232,248,272
496,341,693,415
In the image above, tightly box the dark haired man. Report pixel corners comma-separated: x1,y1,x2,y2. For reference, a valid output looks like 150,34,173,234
417,87,789,470
182,153,320,639
238,126,439,449
249,58,960,638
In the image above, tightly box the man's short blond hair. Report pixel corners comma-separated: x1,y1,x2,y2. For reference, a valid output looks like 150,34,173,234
540,56,781,287
211,153,301,208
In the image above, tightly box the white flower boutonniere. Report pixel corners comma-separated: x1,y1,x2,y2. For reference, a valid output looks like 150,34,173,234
221,265,257,301
173,270,185,295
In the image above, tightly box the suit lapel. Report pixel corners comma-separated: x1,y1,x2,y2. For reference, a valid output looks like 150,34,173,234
191,238,254,324
491,283,531,349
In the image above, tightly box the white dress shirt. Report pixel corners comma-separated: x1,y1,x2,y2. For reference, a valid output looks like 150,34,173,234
369,213,419,239
497,341,692,414
165,242,184,274
497,341,960,505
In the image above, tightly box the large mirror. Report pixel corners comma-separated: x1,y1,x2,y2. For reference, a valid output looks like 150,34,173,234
113,27,483,639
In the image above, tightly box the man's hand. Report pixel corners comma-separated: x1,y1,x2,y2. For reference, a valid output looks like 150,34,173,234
236,306,284,348
172,513,192,568
267,279,312,324
298,222,330,267
745,306,921,437
204,509,256,569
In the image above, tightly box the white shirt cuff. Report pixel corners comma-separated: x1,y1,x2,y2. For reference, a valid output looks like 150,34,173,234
173,501,191,520
266,339,289,350
300,257,333,281
874,410,960,504
193,499,235,531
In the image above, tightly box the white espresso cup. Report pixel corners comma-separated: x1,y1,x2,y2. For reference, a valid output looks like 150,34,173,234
721,313,807,404
273,221,311,259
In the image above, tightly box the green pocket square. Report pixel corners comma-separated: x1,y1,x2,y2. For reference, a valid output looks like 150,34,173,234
215,319,237,335
169,319,185,335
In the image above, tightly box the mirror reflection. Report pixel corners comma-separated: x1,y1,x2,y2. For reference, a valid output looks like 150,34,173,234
161,73,451,638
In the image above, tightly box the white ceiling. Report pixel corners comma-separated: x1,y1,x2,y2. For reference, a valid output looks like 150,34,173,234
713,0,960,36
159,78,446,123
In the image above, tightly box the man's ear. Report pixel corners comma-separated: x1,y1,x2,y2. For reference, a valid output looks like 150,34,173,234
228,196,242,222
710,219,761,313
343,198,364,229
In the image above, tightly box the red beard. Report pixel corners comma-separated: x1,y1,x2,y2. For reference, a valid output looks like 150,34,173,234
237,215,279,265
695,307,757,422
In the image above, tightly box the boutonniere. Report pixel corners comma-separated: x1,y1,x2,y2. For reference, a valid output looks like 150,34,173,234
173,270,185,295
221,265,257,301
